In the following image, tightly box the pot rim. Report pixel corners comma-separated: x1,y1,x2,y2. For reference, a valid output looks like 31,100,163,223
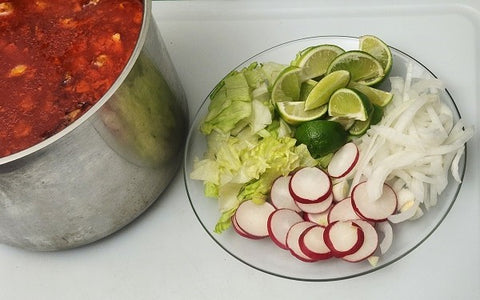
0,0,152,165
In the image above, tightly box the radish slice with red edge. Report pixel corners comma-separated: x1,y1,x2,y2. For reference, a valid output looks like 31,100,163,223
304,206,331,227
327,142,359,178
327,197,359,223
323,220,364,258
231,215,261,239
270,175,302,213
351,181,398,222
289,167,332,204
286,221,317,262
299,225,332,261
267,208,304,250
234,200,275,239
295,193,333,214
342,220,379,262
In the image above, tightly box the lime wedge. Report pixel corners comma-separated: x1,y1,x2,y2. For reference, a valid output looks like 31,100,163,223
348,103,383,136
327,50,385,86
348,116,371,136
305,70,351,111
370,104,384,125
359,35,393,76
348,81,393,107
277,101,327,125
291,44,345,80
328,88,373,121
299,79,317,101
271,66,302,103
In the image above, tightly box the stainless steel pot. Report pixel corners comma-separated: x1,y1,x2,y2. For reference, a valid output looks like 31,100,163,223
0,0,188,251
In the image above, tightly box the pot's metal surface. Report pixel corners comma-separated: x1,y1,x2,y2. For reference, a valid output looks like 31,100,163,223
0,0,188,251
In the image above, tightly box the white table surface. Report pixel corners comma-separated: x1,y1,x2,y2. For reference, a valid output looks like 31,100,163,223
1,1,479,299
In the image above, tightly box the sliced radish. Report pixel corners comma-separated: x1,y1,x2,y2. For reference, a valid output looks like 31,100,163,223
231,215,261,239
323,220,364,258
270,175,302,213
327,142,359,178
327,197,359,223
267,209,304,250
342,220,379,262
295,193,333,214
299,225,332,261
286,221,317,262
234,200,275,239
351,181,398,222
289,167,332,204
304,206,331,227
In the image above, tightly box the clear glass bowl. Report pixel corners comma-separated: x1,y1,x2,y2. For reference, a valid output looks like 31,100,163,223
183,36,465,281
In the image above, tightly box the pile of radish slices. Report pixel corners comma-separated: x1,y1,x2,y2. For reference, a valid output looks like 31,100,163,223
231,142,397,264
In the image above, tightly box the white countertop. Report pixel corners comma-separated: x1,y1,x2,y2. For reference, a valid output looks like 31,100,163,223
1,1,479,299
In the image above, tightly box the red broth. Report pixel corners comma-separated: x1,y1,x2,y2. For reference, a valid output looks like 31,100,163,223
0,0,143,158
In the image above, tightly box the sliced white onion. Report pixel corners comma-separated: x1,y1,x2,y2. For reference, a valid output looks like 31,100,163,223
451,146,465,183
350,76,473,220
376,221,393,255
388,198,420,224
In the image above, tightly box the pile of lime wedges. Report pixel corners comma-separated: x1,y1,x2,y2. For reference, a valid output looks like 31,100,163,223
271,35,394,158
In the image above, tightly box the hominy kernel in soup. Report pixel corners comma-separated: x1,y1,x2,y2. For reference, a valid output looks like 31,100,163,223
0,0,143,158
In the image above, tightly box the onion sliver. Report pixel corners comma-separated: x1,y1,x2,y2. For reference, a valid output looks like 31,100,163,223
376,221,393,255
350,76,474,222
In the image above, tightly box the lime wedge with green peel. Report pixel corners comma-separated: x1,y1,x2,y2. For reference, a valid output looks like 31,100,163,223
294,120,348,158
328,88,373,121
370,104,384,125
293,46,315,61
291,44,345,80
271,66,302,103
359,35,393,76
299,79,317,101
348,103,383,136
348,116,371,136
348,81,393,107
276,101,327,125
305,70,351,111
327,50,385,86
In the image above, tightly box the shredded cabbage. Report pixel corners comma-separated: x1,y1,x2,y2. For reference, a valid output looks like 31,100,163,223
191,62,317,233
192,134,317,233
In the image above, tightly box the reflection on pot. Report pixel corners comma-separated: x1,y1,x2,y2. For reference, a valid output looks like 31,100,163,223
97,51,186,168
